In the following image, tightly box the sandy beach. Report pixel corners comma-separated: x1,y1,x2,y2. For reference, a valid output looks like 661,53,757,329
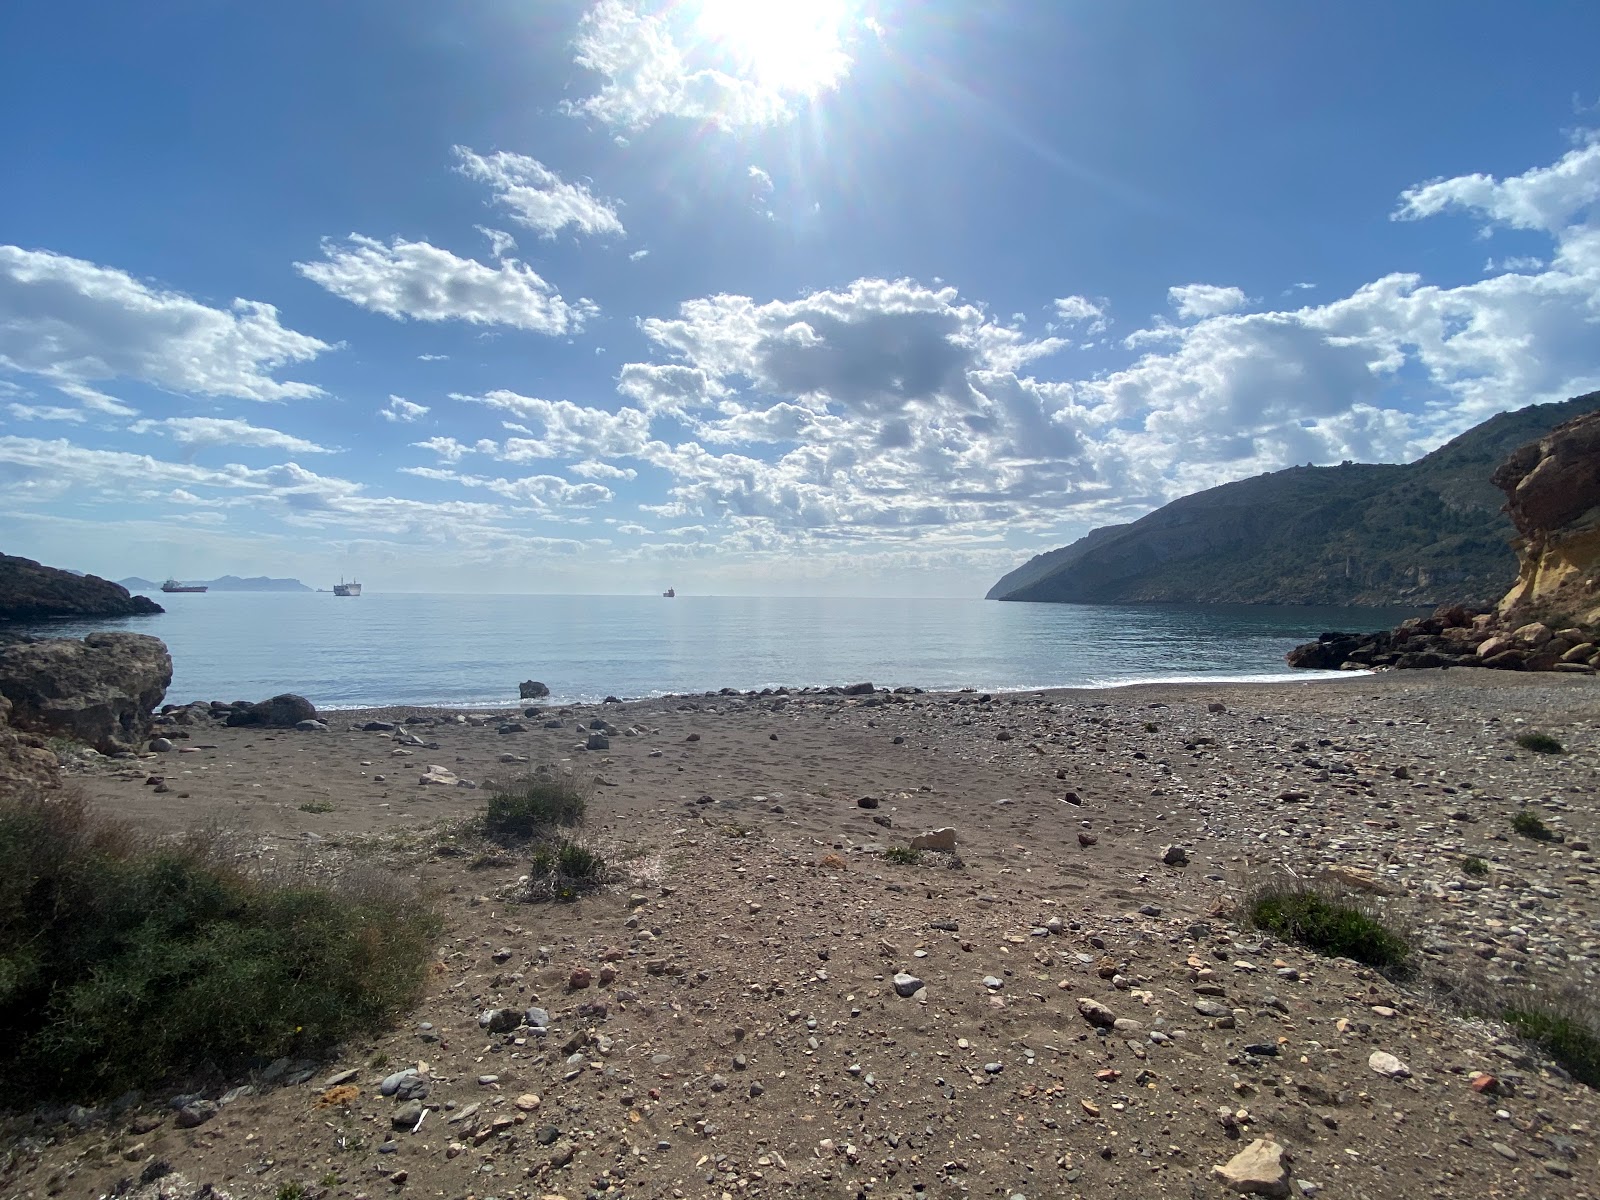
9,669,1600,1199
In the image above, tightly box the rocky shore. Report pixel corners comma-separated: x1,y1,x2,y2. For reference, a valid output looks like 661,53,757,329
4,667,1598,1200
0,553,163,622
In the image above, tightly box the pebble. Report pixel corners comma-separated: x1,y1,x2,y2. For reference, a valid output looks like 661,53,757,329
892,972,925,997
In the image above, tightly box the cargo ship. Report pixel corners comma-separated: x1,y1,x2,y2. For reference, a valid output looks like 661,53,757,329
161,579,207,593
333,578,362,597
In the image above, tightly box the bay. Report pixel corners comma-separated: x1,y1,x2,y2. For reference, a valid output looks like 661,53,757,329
14,593,1427,709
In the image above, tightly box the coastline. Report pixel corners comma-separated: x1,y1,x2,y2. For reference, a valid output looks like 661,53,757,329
22,666,1600,1197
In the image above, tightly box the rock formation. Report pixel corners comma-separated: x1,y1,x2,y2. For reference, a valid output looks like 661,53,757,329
1288,410,1600,674
223,693,319,727
0,553,164,621
0,632,173,753
0,692,61,792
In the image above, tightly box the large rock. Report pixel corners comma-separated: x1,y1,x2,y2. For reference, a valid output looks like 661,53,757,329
0,553,164,621
0,633,172,754
1212,1139,1291,1197
0,693,60,792
1494,408,1600,626
519,680,550,700
224,693,318,727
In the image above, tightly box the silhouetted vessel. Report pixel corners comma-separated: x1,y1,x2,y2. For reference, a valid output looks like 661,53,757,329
663,587,675,597
161,579,207,593
333,578,362,597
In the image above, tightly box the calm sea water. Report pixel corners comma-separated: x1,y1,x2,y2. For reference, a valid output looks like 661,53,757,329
12,593,1427,710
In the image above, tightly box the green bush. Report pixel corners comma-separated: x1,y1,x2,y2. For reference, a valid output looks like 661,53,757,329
1515,732,1565,755
1249,882,1412,977
525,835,610,903
1503,1002,1600,1088
1461,855,1489,877
883,846,924,866
483,773,588,846
1511,810,1553,840
0,789,438,1104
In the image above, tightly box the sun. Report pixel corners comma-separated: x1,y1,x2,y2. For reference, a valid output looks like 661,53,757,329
692,0,855,95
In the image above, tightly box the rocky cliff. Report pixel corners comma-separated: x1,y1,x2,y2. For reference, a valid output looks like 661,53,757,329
0,553,164,621
989,392,1600,606
0,632,173,753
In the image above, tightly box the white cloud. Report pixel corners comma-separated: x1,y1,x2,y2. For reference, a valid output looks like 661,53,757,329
295,235,596,335
1052,295,1108,333
417,353,450,361
380,395,430,423
628,249,650,261
8,403,85,423
399,465,614,510
455,147,626,239
0,245,330,410
475,226,517,260
570,459,638,481
1167,283,1249,320
563,0,851,131
1395,134,1600,236
452,390,653,459
129,416,335,455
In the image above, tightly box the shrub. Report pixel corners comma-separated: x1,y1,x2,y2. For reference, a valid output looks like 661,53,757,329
1461,855,1489,877
298,800,335,814
1515,732,1565,755
0,788,438,1104
525,835,610,903
1511,810,1554,840
1143,722,1159,734
1502,1000,1600,1088
883,846,924,866
483,773,588,846
1248,882,1412,977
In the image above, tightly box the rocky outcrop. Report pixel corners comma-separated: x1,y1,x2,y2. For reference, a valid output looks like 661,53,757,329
519,680,551,700
0,693,60,792
1493,409,1600,626
0,553,164,621
1288,412,1600,674
223,693,319,727
0,633,172,753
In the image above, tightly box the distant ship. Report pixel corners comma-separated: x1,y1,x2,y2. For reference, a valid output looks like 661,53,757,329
663,587,675,598
333,578,362,597
161,579,207,593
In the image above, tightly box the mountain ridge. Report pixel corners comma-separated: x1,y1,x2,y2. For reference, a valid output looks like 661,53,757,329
988,392,1600,607
119,576,313,593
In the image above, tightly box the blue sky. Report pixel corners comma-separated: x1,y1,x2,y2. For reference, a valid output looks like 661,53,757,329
2,0,1598,596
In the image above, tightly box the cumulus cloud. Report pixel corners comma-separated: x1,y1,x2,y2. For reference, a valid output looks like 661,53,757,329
0,245,330,410
130,416,335,456
295,235,595,335
380,395,430,423
1167,283,1249,320
570,459,638,481
1052,295,1108,333
452,390,653,459
563,0,851,131
399,464,614,509
455,146,626,239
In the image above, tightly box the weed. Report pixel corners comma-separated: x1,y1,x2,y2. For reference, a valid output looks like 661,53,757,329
0,787,438,1104
1502,997,1600,1088
298,801,335,814
275,1185,308,1200
1248,881,1412,977
883,846,924,866
483,773,588,846
525,835,610,903
1460,856,1489,877
1511,810,1554,840
1143,721,1159,734
1515,732,1565,754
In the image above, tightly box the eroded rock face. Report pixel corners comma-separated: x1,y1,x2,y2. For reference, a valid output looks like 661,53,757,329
0,553,163,621
0,633,172,753
0,693,60,792
1493,409,1600,625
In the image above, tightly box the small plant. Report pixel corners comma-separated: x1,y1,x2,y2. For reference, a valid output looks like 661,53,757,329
1143,721,1159,734
299,800,335,814
1461,855,1489,877
1511,810,1554,840
483,773,588,846
275,1184,309,1200
1502,1000,1600,1088
1248,882,1411,977
525,835,610,902
883,846,924,866
1515,732,1566,755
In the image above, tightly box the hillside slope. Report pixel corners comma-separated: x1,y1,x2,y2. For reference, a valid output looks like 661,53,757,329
989,392,1600,606
0,554,164,621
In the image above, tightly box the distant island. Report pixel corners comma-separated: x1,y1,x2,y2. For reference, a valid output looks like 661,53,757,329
1,554,164,621
988,391,1600,608
120,575,313,593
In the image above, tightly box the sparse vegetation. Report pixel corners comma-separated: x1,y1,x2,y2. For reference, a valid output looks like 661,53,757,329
298,800,335,814
482,772,589,846
525,836,610,902
0,787,438,1104
1502,996,1600,1088
1248,881,1412,977
1461,855,1490,877
1143,721,1160,733
1511,809,1554,840
883,846,924,866
275,1184,309,1200
1515,731,1566,754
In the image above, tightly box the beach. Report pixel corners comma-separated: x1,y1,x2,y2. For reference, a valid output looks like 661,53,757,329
12,668,1600,1199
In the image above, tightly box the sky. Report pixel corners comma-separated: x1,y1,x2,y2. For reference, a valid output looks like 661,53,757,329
2,1,1599,597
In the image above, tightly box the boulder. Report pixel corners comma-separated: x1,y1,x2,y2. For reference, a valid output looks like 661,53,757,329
1212,1139,1290,1197
909,828,957,852
224,693,318,727
0,633,172,753
0,553,164,621
519,680,551,700
0,693,60,792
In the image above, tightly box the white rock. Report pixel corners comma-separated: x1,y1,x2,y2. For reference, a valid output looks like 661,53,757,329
1368,1050,1411,1078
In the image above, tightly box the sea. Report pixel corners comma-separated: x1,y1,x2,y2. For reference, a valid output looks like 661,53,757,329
10,593,1429,710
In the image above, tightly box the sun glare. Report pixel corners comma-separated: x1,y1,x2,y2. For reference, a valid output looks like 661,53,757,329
693,0,855,95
